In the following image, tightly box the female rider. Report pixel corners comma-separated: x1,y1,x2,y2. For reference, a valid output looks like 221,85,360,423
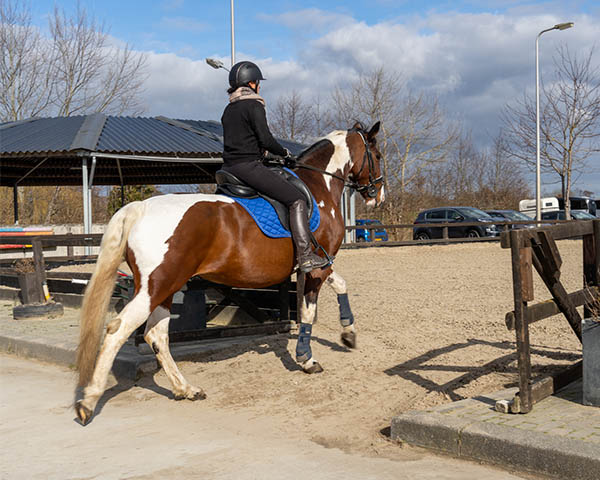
221,61,328,273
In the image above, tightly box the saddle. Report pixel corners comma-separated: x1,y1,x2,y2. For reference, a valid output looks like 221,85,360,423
215,166,314,231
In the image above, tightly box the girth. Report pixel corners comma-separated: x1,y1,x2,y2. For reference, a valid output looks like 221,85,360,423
215,166,314,231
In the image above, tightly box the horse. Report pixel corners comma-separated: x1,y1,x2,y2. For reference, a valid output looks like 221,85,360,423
75,121,385,425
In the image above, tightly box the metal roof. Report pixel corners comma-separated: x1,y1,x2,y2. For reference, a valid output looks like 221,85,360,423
0,114,224,156
0,114,305,187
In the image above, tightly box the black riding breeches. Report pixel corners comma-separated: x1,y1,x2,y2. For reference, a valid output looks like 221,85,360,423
222,161,304,207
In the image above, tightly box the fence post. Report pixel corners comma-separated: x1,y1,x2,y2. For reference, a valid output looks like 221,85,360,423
510,229,533,413
31,238,47,303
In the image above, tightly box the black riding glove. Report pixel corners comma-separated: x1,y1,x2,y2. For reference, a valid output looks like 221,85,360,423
284,155,297,168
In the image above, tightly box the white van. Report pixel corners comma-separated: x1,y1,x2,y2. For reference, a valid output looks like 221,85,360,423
519,197,560,218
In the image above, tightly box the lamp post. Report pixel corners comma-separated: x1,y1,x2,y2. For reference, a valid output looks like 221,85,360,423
535,22,573,222
205,1,235,72
230,0,235,66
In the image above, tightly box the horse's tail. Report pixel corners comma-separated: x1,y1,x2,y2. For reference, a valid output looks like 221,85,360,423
76,201,145,387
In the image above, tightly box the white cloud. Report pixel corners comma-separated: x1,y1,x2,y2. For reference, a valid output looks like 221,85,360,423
140,9,600,147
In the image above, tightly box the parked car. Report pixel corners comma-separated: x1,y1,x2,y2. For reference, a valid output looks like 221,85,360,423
541,210,596,221
485,210,535,229
355,219,388,242
413,207,499,240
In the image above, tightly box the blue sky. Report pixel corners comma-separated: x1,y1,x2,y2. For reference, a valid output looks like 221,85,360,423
29,0,600,196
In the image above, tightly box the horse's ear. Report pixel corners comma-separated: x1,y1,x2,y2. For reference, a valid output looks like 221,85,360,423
367,121,381,140
351,121,364,131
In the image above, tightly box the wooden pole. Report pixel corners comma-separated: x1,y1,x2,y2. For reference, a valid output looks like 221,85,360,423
510,229,533,413
31,238,47,304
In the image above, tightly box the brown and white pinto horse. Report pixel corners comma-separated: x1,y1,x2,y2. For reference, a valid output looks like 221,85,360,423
75,122,384,425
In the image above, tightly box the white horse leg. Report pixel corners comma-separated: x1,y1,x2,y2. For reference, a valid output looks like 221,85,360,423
76,293,151,423
144,305,206,400
326,271,357,348
296,287,323,374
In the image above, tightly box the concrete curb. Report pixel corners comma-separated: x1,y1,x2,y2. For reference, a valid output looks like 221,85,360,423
0,333,156,379
391,409,600,480
0,331,279,381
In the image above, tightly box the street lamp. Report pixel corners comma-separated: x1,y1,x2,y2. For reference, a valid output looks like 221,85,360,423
535,22,574,222
205,58,229,72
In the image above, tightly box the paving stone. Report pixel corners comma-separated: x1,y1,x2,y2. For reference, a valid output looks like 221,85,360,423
391,379,600,480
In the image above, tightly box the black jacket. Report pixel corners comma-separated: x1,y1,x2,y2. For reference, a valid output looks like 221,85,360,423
221,99,287,165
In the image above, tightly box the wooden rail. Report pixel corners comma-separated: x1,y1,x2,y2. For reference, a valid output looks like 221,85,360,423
342,219,576,247
496,219,600,414
1,234,102,304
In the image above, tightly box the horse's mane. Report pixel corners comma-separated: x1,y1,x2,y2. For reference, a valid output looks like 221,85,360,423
297,138,335,163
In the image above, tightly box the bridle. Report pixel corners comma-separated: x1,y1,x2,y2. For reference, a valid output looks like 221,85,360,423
349,128,384,198
294,126,384,199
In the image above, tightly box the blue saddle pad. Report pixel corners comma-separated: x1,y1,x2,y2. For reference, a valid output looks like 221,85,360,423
226,171,320,238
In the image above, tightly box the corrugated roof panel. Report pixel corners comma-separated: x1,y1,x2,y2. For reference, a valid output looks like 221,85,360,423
0,116,86,154
96,117,223,154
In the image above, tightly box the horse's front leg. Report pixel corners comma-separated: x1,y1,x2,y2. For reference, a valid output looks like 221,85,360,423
325,270,356,348
296,272,325,374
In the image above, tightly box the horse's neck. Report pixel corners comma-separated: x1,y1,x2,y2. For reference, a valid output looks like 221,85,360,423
299,134,352,210
301,156,349,211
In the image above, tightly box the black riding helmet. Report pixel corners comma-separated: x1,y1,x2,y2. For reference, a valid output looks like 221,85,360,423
229,61,265,90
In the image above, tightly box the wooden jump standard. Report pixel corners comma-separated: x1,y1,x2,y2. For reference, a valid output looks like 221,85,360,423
497,220,600,414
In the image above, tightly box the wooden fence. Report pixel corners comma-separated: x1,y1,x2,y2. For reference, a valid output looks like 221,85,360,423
342,219,587,247
496,220,600,413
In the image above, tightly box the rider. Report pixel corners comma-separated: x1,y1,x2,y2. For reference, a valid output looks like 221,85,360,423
221,60,329,273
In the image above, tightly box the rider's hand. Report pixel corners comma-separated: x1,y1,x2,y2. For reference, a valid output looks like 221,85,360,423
284,155,297,168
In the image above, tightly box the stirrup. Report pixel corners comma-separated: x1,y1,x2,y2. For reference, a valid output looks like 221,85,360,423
298,252,330,273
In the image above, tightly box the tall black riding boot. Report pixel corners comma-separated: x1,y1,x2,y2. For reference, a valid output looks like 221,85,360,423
289,199,329,273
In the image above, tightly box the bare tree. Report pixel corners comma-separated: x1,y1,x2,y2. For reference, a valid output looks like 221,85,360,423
331,67,458,221
269,90,317,143
0,1,147,121
0,1,55,120
502,45,600,218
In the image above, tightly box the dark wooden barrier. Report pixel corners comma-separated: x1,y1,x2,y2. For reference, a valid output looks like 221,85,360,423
0,233,296,340
342,219,564,248
0,234,102,304
496,219,600,414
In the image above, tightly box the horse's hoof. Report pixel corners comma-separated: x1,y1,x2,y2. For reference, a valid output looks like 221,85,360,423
174,388,206,401
75,401,93,426
341,331,357,349
304,361,324,374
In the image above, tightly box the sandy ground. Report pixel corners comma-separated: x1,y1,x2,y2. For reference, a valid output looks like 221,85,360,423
1,355,534,480
35,241,582,476
149,242,581,455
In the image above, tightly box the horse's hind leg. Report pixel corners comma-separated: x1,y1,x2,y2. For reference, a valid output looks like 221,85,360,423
296,273,324,374
144,302,206,401
326,270,356,348
76,293,151,424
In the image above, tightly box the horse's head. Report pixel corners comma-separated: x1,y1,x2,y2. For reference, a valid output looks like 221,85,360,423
347,121,385,207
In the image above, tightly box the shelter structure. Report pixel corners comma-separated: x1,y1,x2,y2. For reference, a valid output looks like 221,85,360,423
0,114,304,231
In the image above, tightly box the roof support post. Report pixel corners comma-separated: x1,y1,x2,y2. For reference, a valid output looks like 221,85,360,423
82,156,96,255
82,157,91,254
13,185,19,225
116,159,125,207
